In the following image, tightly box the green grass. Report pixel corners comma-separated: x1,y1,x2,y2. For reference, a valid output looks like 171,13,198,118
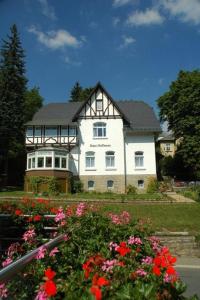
0,190,167,201
100,203,200,234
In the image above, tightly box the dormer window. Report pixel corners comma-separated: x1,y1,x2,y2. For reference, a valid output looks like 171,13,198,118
93,122,106,138
96,99,103,111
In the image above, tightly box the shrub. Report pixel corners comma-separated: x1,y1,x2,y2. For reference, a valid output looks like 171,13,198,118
126,184,137,194
72,179,83,193
146,177,159,193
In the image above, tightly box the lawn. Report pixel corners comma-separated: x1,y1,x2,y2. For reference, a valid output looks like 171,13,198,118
100,203,200,234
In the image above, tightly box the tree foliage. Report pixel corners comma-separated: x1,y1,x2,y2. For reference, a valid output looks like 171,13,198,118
24,87,43,122
157,70,200,178
70,81,93,102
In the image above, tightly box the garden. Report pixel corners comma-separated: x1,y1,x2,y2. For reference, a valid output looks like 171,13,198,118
0,198,199,299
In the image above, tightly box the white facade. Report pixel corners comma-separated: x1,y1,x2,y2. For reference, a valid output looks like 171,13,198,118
25,83,160,192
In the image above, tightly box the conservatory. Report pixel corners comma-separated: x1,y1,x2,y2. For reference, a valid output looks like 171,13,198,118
25,147,72,193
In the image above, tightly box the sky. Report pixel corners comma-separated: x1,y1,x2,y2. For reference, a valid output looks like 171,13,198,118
1,0,200,113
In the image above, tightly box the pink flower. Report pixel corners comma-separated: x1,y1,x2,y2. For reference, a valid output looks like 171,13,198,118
148,236,161,253
23,229,36,242
54,207,65,223
2,257,13,268
7,242,20,258
0,283,8,298
76,202,86,217
108,211,130,225
102,259,118,272
35,246,47,260
128,236,142,245
109,242,118,251
141,256,153,265
135,268,147,276
35,289,48,300
49,247,59,257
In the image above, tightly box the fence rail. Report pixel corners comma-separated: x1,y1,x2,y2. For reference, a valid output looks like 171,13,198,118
0,233,65,282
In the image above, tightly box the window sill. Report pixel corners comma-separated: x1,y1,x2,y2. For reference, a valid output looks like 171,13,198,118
105,168,117,171
93,137,108,140
85,168,97,171
134,168,146,171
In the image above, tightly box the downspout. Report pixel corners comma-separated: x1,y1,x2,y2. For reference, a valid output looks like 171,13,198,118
123,127,127,193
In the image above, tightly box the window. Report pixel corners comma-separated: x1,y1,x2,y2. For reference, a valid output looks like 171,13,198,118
26,127,33,137
86,151,95,168
96,99,103,111
107,180,114,190
55,157,60,168
37,157,44,168
138,180,144,189
61,126,76,136
164,143,171,151
45,157,52,168
135,151,144,168
61,158,66,168
88,180,95,190
69,127,76,136
106,151,115,168
28,158,31,169
93,122,106,138
35,126,42,137
45,126,57,137
32,157,35,168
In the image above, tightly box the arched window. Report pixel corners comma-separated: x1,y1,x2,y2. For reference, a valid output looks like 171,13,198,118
85,151,95,168
88,180,95,190
105,151,115,168
135,151,144,168
107,180,114,190
93,122,106,138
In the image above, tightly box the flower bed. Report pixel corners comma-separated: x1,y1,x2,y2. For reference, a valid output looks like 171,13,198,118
0,199,198,299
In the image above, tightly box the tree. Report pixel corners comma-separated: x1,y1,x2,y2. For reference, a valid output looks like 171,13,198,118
0,24,27,186
157,70,200,178
24,87,43,122
70,81,93,102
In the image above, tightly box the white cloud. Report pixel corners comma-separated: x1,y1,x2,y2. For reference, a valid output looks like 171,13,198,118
158,78,164,85
64,56,82,67
160,0,200,25
38,0,56,20
113,0,135,7
127,8,164,26
119,35,136,48
113,17,120,26
28,26,82,49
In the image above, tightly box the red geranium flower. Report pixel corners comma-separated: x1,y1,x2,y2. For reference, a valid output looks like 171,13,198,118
33,215,41,222
166,266,176,275
45,268,56,280
43,280,57,296
90,286,102,300
15,209,22,216
153,265,161,276
116,242,131,256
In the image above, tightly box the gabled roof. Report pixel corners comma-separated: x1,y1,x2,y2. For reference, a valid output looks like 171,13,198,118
72,81,130,124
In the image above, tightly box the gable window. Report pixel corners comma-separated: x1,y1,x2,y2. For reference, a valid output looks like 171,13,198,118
96,99,103,111
138,180,144,189
106,151,115,168
88,180,95,190
93,122,106,138
85,151,95,168
164,143,171,151
45,126,57,137
107,180,114,190
135,151,144,168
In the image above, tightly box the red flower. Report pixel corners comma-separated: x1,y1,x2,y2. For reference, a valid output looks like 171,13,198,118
166,266,176,275
15,209,22,216
153,265,161,276
116,242,131,256
45,268,56,280
33,215,41,222
90,286,102,300
97,277,110,287
43,280,57,296
27,217,33,222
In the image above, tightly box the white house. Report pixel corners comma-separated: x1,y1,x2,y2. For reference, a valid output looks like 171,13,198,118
25,82,161,193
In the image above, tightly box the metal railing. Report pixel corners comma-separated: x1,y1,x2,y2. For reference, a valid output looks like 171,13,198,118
0,233,65,282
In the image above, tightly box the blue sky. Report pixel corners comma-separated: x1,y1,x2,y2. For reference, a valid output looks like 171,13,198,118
1,0,200,113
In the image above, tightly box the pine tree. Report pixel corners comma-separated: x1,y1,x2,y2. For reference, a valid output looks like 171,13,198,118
0,24,27,186
70,81,83,102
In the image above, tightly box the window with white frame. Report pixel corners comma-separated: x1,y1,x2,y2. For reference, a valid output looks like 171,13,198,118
164,143,171,151
96,99,103,111
93,122,106,138
105,151,115,168
37,157,44,168
88,180,95,190
138,180,144,189
107,180,114,190
45,157,52,168
135,151,144,168
85,151,95,168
